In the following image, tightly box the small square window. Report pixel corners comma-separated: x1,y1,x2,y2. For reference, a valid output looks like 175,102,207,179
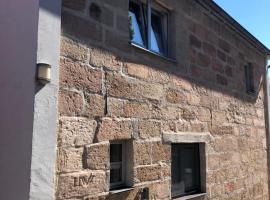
244,63,255,94
110,142,126,190
129,0,169,56
171,143,201,198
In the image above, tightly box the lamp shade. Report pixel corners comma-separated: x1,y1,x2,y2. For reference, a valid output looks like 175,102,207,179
37,63,51,84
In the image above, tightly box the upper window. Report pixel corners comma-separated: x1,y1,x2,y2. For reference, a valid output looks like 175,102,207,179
171,143,201,198
129,0,168,56
244,63,255,94
110,142,126,190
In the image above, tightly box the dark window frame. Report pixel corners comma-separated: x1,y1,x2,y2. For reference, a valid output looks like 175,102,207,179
129,0,169,57
109,142,126,190
171,143,201,198
244,63,255,94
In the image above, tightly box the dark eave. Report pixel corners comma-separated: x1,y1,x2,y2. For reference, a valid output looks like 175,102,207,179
195,0,270,56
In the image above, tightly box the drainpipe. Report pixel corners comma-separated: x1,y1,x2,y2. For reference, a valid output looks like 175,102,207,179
265,55,270,197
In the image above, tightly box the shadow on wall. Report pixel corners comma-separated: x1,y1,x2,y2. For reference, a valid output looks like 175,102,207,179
60,1,265,105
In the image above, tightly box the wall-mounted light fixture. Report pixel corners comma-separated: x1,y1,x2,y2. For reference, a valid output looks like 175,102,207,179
37,63,51,84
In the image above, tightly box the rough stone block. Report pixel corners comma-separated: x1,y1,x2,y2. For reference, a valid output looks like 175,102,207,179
58,147,83,172
58,90,84,116
85,94,105,118
96,118,133,142
181,108,196,121
89,47,121,71
133,141,151,165
149,181,170,199
106,72,163,101
61,37,88,61
123,101,152,119
60,58,102,93
157,106,180,120
107,97,124,117
211,125,237,135
214,137,238,152
189,122,208,132
59,117,97,147
165,88,185,104
123,62,150,80
85,142,109,170
152,142,171,163
138,120,161,139
171,76,193,91
57,171,107,199
197,108,211,122
135,165,161,183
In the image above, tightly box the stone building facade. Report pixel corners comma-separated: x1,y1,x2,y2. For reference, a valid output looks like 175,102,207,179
56,0,270,199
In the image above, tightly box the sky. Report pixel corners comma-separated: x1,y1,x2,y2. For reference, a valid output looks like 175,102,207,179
213,0,270,50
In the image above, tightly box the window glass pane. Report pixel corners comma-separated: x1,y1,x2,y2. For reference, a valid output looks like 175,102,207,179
181,148,195,191
110,167,122,183
171,144,200,197
110,144,122,162
129,2,146,47
150,11,166,55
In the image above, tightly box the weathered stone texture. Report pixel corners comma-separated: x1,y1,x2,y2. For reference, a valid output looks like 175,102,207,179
96,118,133,142
61,37,88,61
60,58,102,93
57,0,268,199
137,120,161,139
151,142,170,163
85,94,105,118
133,141,151,165
57,171,107,199
134,165,162,183
58,90,84,116
58,147,84,172
85,142,109,170
89,47,121,71
59,117,97,147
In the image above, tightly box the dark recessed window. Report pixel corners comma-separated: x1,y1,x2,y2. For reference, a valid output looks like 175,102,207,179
110,142,126,190
129,0,168,56
244,63,255,94
171,143,201,198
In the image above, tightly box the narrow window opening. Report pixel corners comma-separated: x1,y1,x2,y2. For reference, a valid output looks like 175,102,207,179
245,63,255,94
110,142,125,189
171,143,201,198
129,0,169,57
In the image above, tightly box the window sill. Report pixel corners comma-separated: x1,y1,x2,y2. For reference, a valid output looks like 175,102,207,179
130,42,177,64
173,193,207,200
109,187,134,194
